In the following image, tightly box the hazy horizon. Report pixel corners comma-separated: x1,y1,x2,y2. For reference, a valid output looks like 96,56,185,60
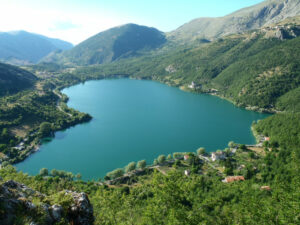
0,0,263,44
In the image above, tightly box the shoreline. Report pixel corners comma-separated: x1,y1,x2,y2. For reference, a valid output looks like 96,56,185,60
9,74,271,168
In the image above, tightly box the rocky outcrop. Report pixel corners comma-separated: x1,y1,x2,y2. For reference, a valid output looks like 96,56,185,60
66,191,94,225
0,180,94,225
0,180,45,224
169,0,300,43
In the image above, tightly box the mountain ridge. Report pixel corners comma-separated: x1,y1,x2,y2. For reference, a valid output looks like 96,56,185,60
43,23,166,66
168,0,300,43
0,30,73,65
0,62,37,96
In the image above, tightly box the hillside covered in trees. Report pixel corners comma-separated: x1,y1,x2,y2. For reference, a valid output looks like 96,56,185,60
64,16,300,112
0,63,37,96
0,1,300,224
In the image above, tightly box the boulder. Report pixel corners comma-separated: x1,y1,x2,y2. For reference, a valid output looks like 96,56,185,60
65,191,94,225
50,204,63,221
0,180,94,225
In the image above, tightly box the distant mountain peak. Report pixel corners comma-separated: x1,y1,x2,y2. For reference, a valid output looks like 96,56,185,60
43,24,166,66
0,31,73,65
168,0,300,44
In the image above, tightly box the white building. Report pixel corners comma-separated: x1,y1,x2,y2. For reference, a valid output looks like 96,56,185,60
211,151,226,162
188,81,195,89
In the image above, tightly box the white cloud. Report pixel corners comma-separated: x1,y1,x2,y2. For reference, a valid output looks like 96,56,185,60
0,2,135,44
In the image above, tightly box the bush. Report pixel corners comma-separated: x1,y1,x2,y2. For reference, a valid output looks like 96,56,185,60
239,144,247,150
107,168,124,179
39,168,48,176
51,169,59,177
39,122,53,138
125,162,136,173
157,155,166,164
197,147,206,155
173,152,184,159
248,152,255,159
137,160,146,169
228,141,236,148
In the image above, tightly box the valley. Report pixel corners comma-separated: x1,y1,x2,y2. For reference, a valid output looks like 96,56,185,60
16,79,268,180
0,0,300,224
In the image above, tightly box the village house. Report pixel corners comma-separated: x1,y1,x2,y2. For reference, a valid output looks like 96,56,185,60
264,137,270,141
13,142,25,151
184,155,189,161
211,151,226,161
188,81,195,89
222,176,245,183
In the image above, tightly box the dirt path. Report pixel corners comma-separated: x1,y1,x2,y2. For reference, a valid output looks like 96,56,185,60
53,90,73,117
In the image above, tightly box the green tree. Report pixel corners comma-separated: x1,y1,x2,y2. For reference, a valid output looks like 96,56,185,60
263,141,269,148
39,122,53,138
76,173,82,179
186,153,199,166
224,158,234,176
248,152,255,159
173,152,184,159
243,165,254,179
153,159,158,166
167,154,172,160
197,147,206,155
228,141,236,148
107,168,124,179
1,161,10,167
125,162,136,173
239,144,247,150
137,160,146,169
39,168,48,176
51,169,59,177
0,128,9,143
157,155,166,164
224,148,231,156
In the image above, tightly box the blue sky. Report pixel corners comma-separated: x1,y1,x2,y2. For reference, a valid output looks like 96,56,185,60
0,0,264,44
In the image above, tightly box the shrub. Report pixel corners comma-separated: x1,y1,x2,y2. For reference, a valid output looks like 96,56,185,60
125,162,136,173
107,168,124,179
173,152,184,159
39,168,49,176
137,160,146,169
167,154,172,160
157,155,166,164
197,147,206,155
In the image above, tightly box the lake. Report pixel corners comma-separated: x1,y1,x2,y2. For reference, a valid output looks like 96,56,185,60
17,79,269,180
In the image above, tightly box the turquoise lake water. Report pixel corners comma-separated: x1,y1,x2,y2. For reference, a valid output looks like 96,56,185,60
16,79,269,180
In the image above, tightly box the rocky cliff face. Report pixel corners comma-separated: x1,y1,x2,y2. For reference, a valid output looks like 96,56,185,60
168,0,300,43
0,180,94,225
66,191,94,225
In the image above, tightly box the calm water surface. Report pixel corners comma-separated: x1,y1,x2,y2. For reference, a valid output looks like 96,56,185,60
17,79,269,180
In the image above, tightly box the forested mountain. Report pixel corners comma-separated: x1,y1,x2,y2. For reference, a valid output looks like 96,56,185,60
1,1,300,224
0,31,73,65
168,0,300,44
0,62,37,96
68,16,300,112
43,24,166,66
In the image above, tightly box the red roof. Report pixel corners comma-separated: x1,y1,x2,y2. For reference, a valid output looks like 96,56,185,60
184,155,189,160
260,186,271,191
224,176,245,183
